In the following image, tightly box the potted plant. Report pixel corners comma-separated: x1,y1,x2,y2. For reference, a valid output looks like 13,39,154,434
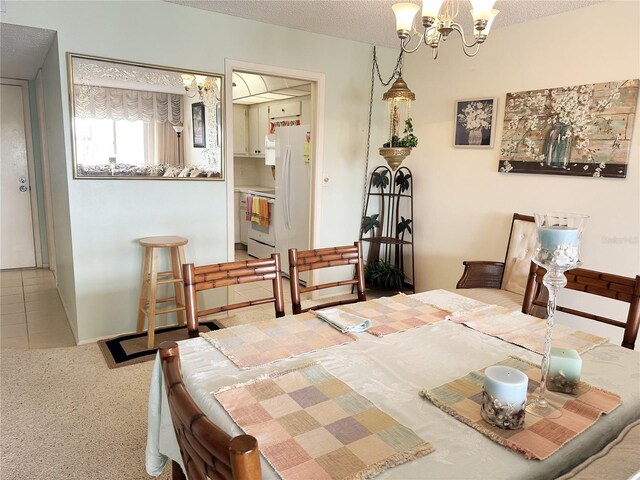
364,260,405,291
379,118,418,170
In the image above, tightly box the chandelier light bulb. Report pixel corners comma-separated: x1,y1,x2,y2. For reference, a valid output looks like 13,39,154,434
181,74,194,89
469,0,497,20
392,3,420,38
421,0,445,20
477,9,499,35
194,75,207,88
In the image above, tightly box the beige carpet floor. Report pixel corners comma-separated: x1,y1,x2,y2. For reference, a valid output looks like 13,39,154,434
0,343,170,480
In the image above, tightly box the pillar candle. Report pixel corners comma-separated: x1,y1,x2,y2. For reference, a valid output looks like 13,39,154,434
538,226,579,251
549,347,582,382
483,366,528,411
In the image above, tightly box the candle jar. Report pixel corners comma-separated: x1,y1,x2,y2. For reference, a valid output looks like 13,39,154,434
547,347,582,394
481,366,528,430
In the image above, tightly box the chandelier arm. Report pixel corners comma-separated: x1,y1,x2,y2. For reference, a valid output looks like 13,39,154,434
450,23,479,49
400,34,424,55
461,43,481,57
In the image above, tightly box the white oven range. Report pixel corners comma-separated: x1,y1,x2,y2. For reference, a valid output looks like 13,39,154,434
246,190,276,259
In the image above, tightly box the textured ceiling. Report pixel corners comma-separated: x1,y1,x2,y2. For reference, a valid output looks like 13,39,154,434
165,0,604,49
0,23,55,80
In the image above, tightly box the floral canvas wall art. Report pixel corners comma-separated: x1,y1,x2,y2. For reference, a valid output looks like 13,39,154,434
499,79,638,178
454,98,496,148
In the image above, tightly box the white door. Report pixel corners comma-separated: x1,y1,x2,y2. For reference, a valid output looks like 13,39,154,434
1,84,36,269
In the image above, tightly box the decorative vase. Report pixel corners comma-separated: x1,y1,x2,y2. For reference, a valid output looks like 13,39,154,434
544,123,573,169
468,128,483,145
379,147,411,171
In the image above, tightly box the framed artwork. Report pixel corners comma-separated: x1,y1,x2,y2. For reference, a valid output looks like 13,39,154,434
498,79,638,178
454,98,496,148
192,102,206,148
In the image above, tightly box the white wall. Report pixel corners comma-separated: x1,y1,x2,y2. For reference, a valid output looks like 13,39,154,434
401,1,640,293
400,1,640,347
1,1,395,341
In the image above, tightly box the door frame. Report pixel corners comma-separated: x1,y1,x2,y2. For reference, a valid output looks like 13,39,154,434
224,60,325,273
1,78,43,268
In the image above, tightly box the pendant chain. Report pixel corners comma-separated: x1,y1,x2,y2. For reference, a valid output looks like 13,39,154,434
359,46,405,231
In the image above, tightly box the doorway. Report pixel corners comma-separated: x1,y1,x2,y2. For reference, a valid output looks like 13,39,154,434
0,80,39,269
225,60,325,272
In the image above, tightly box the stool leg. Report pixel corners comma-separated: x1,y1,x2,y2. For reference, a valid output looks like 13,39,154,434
147,247,159,349
137,247,152,333
171,246,186,326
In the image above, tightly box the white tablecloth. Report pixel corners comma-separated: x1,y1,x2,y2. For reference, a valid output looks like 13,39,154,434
146,290,640,479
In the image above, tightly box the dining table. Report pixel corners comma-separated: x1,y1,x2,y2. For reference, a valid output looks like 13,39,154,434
145,290,640,479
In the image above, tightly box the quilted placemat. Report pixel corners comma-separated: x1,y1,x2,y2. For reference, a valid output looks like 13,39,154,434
448,305,608,354
420,357,621,460
335,294,450,337
215,363,434,480
200,313,356,369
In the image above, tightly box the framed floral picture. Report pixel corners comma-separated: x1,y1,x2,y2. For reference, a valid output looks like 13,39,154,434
192,102,206,148
498,79,638,178
454,98,497,148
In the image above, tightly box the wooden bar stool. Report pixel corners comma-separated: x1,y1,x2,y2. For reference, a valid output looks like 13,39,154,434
136,236,188,349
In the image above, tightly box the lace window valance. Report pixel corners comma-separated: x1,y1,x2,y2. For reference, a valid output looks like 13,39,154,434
73,85,183,125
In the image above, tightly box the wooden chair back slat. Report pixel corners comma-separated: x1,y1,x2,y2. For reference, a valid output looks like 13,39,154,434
183,254,285,336
159,342,261,480
522,261,640,350
289,241,366,315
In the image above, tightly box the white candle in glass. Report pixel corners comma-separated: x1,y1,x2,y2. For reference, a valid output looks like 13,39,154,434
484,366,529,411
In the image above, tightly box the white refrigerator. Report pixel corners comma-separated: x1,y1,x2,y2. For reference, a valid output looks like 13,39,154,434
270,125,311,279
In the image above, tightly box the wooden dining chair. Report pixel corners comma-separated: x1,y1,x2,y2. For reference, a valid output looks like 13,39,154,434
522,261,640,350
159,341,261,480
288,241,366,314
183,253,285,336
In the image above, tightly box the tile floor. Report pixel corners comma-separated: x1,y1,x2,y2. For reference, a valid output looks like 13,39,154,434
0,269,76,349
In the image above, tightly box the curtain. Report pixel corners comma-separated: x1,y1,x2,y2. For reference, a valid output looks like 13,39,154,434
74,85,183,125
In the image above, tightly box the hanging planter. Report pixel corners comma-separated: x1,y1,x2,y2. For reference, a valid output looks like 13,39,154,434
380,76,417,171
380,117,418,171
379,146,411,171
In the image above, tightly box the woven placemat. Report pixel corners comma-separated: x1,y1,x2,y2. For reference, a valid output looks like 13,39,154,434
336,294,450,337
201,313,356,369
215,362,434,479
420,357,621,460
449,305,608,354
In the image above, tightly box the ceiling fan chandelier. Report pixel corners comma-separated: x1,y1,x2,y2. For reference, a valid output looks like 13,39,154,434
392,0,500,58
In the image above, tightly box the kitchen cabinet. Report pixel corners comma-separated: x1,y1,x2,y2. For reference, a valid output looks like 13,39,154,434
233,104,249,156
234,191,240,243
270,101,301,119
248,104,270,157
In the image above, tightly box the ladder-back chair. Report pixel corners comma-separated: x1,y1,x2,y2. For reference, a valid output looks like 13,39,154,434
183,254,285,336
522,261,640,350
159,341,261,480
288,241,366,314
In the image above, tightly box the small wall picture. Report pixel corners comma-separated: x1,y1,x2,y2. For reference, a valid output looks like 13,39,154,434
192,102,206,148
454,98,497,148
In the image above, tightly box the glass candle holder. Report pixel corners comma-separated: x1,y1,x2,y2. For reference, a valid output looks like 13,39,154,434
527,212,588,417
